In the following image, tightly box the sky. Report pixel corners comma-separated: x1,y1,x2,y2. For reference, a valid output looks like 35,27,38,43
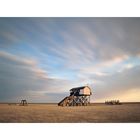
0,18,140,103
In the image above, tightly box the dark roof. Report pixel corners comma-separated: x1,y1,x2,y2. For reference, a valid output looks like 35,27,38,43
70,86,89,91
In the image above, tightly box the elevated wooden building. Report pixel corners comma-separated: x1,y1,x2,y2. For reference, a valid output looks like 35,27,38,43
58,86,92,106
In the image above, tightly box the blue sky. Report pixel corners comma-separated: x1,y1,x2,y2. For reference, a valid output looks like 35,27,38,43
0,18,140,103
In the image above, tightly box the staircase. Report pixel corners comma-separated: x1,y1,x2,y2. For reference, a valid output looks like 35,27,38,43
58,95,74,106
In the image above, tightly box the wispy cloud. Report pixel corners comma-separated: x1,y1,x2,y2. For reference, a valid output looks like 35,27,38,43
0,18,140,102
92,65,140,101
0,51,74,102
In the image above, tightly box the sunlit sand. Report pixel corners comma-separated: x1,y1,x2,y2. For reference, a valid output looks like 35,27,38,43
0,103,140,122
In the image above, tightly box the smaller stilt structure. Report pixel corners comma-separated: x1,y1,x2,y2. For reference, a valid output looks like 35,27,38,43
19,99,28,106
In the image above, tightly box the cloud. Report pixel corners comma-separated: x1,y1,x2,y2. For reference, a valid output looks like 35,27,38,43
0,18,140,102
91,65,140,102
0,51,73,102
1,18,140,64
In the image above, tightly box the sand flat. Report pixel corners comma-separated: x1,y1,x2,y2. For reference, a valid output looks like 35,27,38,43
0,103,140,123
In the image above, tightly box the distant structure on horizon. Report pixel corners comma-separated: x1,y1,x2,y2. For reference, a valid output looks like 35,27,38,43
105,100,122,105
19,99,28,106
58,86,92,106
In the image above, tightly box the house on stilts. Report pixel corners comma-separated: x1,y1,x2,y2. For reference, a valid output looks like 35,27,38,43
58,86,92,106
